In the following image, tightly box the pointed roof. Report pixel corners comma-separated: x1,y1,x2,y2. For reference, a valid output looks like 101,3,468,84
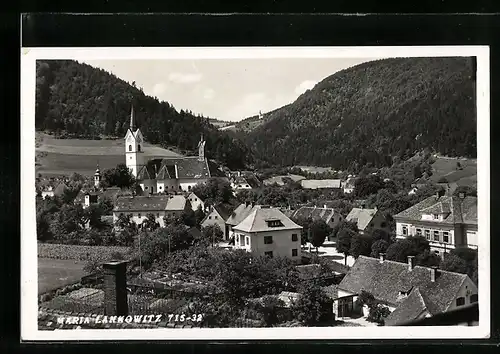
226,203,257,226
130,105,136,131
345,208,379,231
233,206,302,233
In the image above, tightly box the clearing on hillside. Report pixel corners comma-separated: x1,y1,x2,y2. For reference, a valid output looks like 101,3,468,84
430,157,477,186
35,133,181,176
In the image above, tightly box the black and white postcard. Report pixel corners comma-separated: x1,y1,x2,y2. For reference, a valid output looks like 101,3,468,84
21,46,490,340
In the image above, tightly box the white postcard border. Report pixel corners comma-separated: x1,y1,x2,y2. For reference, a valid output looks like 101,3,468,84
21,45,490,341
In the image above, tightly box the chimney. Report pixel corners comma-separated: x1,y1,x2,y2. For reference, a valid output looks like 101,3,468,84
407,256,415,271
379,253,386,263
431,266,439,282
103,261,128,316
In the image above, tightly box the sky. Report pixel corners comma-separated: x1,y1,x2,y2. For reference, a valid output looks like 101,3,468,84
84,58,377,122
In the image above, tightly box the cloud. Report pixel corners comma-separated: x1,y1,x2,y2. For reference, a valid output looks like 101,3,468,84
294,80,317,95
202,88,216,100
167,72,203,84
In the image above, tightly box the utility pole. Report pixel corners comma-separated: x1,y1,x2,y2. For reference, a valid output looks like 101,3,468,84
139,227,142,279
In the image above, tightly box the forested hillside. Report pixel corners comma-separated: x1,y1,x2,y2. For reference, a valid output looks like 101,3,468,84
35,60,251,169
240,57,477,170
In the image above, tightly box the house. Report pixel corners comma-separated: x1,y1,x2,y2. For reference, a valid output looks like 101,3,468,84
225,202,258,241
231,205,302,261
124,106,227,194
186,192,205,212
341,177,356,194
113,194,187,227
200,204,232,240
291,205,344,237
230,175,253,191
345,207,388,235
334,255,478,325
74,186,122,209
393,191,478,256
300,179,341,190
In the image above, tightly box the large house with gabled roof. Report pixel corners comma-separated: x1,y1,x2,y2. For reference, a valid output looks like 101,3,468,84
334,255,478,325
124,106,226,195
200,203,233,240
393,191,478,256
345,207,389,235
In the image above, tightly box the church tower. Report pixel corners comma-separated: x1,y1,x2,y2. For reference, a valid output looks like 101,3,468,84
94,163,101,188
124,106,145,178
198,134,206,162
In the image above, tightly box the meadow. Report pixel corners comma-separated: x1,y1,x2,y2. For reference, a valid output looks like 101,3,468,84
429,157,477,186
35,133,181,176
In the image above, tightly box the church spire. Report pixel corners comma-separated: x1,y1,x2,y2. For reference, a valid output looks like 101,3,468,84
198,133,206,162
130,105,136,131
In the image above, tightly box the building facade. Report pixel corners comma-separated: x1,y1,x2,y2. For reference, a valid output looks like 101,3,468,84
231,206,303,261
345,207,389,235
200,204,232,240
394,193,478,256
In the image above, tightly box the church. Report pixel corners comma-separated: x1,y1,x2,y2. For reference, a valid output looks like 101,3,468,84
124,106,226,194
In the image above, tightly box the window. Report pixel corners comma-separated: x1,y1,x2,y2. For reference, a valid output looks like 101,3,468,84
214,215,218,219
245,236,249,245
145,186,148,190
264,251,273,258
433,214,439,220
235,235,239,244
188,186,192,191
266,220,283,227
381,222,387,228
470,294,478,303
443,231,449,243
292,233,298,242
130,156,132,159
208,216,212,220
425,229,430,240
264,236,273,244
416,228,422,236
402,225,408,236
159,186,163,190
157,213,160,218
138,144,141,152
129,145,132,151
138,213,141,218
456,297,465,307
292,249,298,257
433,230,440,242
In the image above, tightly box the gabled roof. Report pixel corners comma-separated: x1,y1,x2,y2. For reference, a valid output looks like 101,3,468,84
53,182,69,196
165,195,186,211
213,204,232,221
114,195,170,212
233,206,302,233
301,179,341,189
292,206,340,224
226,203,257,226
263,174,305,186
346,208,379,230
384,287,437,326
338,256,468,312
137,159,163,180
394,195,478,225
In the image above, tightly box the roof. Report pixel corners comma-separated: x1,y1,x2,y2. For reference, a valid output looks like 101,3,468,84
296,264,322,280
53,182,69,196
226,203,257,226
213,204,232,221
136,156,225,181
165,195,187,211
394,195,478,225
292,206,339,224
338,256,468,312
346,208,379,230
384,287,435,326
114,195,170,212
263,174,305,186
301,179,341,189
233,206,302,233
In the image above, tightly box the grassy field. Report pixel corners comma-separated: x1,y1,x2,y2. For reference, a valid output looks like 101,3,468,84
38,258,88,294
430,157,477,186
35,133,181,176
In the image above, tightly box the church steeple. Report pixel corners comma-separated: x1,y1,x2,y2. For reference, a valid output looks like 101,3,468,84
130,105,136,131
94,163,101,188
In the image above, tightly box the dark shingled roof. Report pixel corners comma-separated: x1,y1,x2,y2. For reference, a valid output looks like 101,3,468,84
394,195,478,225
114,195,170,212
214,204,232,221
136,157,225,181
338,256,467,312
384,287,439,326
137,159,163,180
292,206,340,224
226,203,256,226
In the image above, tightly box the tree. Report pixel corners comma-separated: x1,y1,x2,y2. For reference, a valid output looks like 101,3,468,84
49,204,86,241
371,228,391,243
349,234,373,259
354,175,385,198
36,212,53,241
85,204,105,230
368,304,391,325
309,219,332,252
98,196,114,215
453,185,477,197
102,163,135,189
331,220,358,239
292,281,333,326
257,296,286,327
370,239,390,258
142,213,160,231
194,205,206,227
416,249,441,267
192,178,233,206
385,236,430,263
337,229,356,265
201,224,224,247
181,200,196,227
440,253,468,274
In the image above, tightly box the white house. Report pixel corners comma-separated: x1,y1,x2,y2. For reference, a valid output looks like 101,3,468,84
334,255,478,325
345,207,389,235
393,191,478,257
200,204,232,240
231,205,303,261
225,202,258,241
291,205,344,240
186,192,205,212
300,179,341,190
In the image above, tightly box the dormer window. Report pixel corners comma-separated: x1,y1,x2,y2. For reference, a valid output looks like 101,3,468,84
433,214,439,220
266,219,284,227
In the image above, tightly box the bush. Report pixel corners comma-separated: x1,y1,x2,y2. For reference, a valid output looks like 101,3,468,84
367,304,391,325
